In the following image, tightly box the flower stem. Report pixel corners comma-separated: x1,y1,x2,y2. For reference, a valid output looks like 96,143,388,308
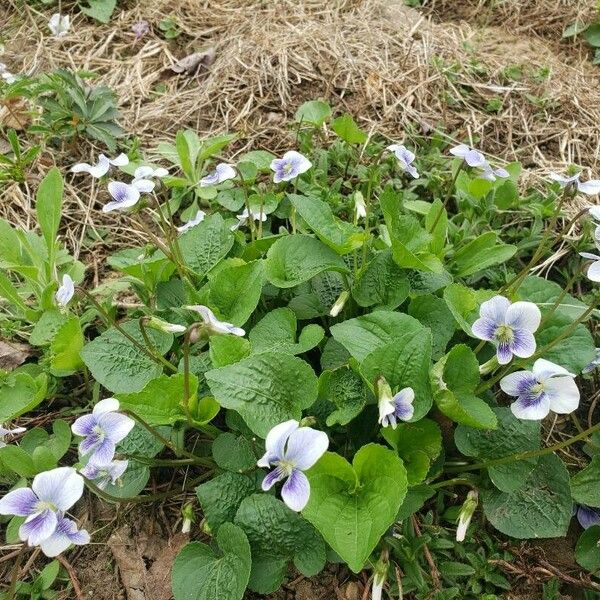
428,162,463,234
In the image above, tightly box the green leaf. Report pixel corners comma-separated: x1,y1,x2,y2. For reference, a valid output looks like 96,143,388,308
80,321,173,393
382,419,442,485
563,21,588,38
455,407,540,492
0,372,47,422
208,260,265,326
320,367,368,426
575,526,600,573
235,494,326,593
212,433,256,473
265,235,349,288
304,444,407,572
360,330,433,422
431,345,497,429
534,313,595,374
452,232,516,277
179,213,234,278
584,23,600,47
30,310,70,346
199,133,237,161
0,446,36,477
196,472,258,531
426,199,447,255
289,194,366,254
50,316,84,374
249,307,324,355
443,284,495,335
294,100,332,126
0,272,28,314
0,218,21,267
331,113,367,144
352,250,409,310
209,336,251,368
108,248,174,283
330,310,424,362
571,456,600,508
172,523,251,600
205,352,318,437
117,373,197,425
80,0,117,23
236,150,276,171
483,454,572,539
408,295,456,359
36,167,63,260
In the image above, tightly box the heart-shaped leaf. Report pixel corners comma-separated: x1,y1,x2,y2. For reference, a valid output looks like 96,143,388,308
303,444,407,572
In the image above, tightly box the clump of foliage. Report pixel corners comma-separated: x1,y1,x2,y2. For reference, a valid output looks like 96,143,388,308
1,99,600,599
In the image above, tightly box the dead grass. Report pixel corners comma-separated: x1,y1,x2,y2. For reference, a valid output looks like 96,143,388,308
1,0,600,240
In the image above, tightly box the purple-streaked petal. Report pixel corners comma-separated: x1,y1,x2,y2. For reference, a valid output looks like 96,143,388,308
104,182,140,212
464,150,487,168
532,358,572,381
281,469,310,512
393,387,415,421
406,164,419,179
259,420,299,467
20,509,58,546
284,427,329,470
39,516,90,557
132,178,155,193
545,377,579,414
496,342,513,365
577,505,600,529
284,151,311,173
0,487,38,516
510,393,550,421
478,166,496,181
32,467,84,511
505,301,541,333
93,398,120,416
471,317,496,341
55,274,75,306
449,144,469,158
79,432,101,456
509,329,536,359
499,371,537,397
586,261,600,282
479,296,510,324
261,466,287,491
97,412,135,444
71,414,97,437
89,438,116,466
578,180,600,196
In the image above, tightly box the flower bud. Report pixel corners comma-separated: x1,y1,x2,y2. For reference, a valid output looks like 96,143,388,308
181,503,195,534
329,290,350,317
371,550,389,600
456,490,478,542
146,316,187,334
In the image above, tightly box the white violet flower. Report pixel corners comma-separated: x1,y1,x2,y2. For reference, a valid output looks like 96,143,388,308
48,14,70,38
71,153,128,179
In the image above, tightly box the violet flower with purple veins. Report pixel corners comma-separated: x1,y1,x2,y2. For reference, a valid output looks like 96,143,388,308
132,20,150,40
257,420,328,512
55,273,75,307
270,151,312,183
387,144,419,178
500,358,579,420
550,171,600,196
0,467,84,547
576,505,600,529
0,423,26,448
479,164,510,182
39,514,90,557
449,144,487,168
71,398,134,465
377,378,414,428
471,295,541,365
80,459,128,490
200,163,236,187
71,153,128,178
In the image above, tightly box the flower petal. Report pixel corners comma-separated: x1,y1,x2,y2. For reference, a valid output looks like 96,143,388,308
281,469,311,512
578,180,600,196
0,487,38,516
32,467,84,511
496,342,513,365
259,420,299,466
544,377,579,414
105,182,140,212
393,387,415,421
109,153,129,167
20,510,58,546
579,252,600,261
71,414,97,437
550,172,578,185
464,150,486,168
132,178,155,193
586,260,600,282
505,301,541,332
471,317,496,341
284,427,329,470
134,166,154,179
510,393,550,421
449,144,469,158
577,505,600,529
499,371,537,397
93,398,120,416
89,438,117,466
98,412,135,444
589,206,600,221
510,329,537,359
261,466,287,491
532,358,573,381
479,295,510,324
39,516,90,557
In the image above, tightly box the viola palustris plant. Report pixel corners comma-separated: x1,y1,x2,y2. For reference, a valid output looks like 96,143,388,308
1,99,600,598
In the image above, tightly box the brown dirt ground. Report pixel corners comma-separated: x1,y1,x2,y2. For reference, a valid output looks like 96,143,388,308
2,0,600,598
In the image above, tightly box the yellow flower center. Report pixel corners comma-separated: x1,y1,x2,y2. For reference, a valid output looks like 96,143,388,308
495,324,514,344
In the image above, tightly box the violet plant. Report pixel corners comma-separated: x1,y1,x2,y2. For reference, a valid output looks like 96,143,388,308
2,100,600,599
